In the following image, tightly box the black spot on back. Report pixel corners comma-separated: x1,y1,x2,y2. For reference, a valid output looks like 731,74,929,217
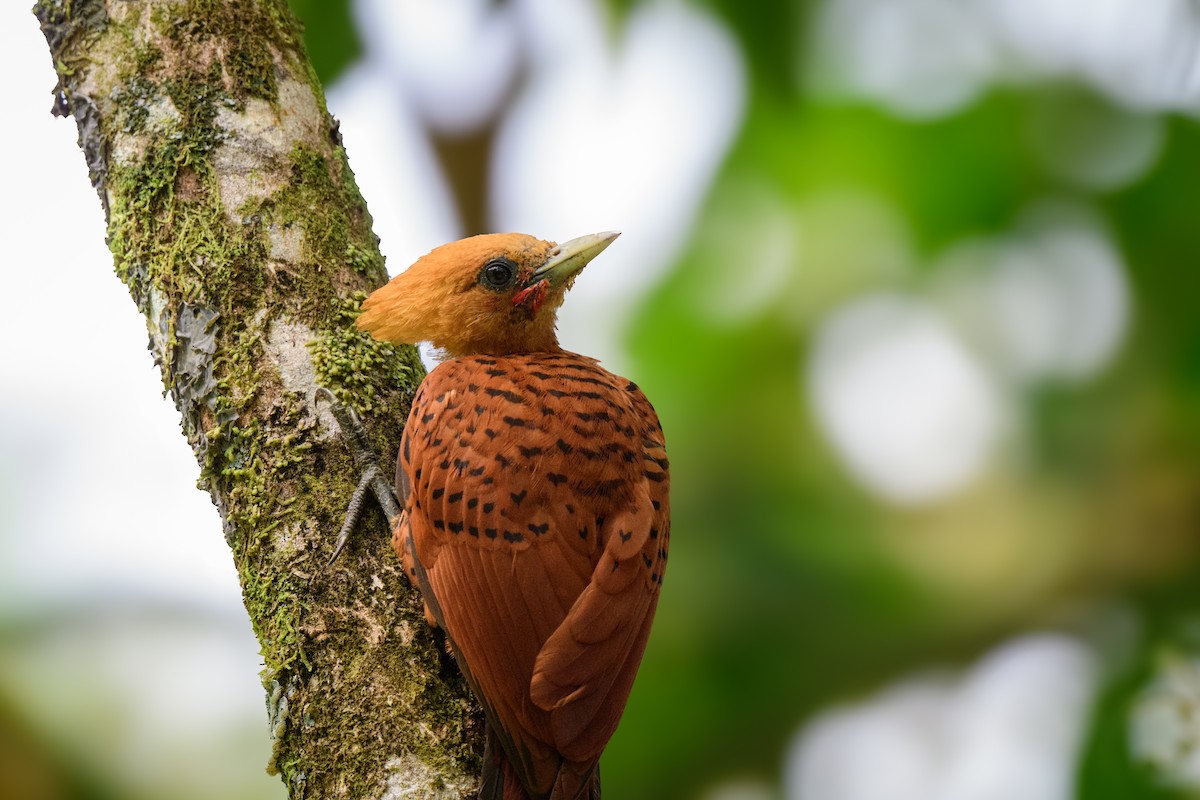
484,387,522,403
565,375,609,388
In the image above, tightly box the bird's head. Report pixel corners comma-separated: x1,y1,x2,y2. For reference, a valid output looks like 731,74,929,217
356,231,618,357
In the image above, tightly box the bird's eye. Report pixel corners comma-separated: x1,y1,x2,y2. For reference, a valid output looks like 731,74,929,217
478,258,517,291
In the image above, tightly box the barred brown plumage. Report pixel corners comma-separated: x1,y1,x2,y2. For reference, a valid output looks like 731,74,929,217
357,232,670,800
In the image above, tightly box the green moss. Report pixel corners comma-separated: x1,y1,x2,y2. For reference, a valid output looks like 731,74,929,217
110,73,158,134
222,142,389,336
286,147,354,272
267,145,388,300
106,37,164,134
197,325,318,683
33,0,108,53
346,240,385,275
106,61,257,311
308,293,421,415
307,601,483,789
204,411,332,704
201,403,313,676
153,0,308,104
35,0,110,116
211,319,262,420
132,38,161,73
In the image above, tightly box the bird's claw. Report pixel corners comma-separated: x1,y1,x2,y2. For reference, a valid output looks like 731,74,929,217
316,387,403,564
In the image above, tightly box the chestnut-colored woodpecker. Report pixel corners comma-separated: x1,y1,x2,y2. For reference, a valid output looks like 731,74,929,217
352,232,670,800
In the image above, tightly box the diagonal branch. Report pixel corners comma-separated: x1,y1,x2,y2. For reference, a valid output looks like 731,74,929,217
32,0,482,796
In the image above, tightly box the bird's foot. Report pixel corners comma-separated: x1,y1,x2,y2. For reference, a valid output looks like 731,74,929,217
315,388,403,563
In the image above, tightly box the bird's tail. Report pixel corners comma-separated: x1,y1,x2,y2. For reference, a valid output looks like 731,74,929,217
477,728,530,800
552,763,600,800
479,729,599,800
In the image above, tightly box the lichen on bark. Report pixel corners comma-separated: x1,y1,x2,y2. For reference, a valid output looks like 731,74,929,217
33,0,483,796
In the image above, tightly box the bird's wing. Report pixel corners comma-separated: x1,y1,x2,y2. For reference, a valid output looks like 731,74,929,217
529,385,670,762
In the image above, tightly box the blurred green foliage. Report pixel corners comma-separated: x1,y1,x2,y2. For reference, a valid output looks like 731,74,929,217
1077,575,1200,800
0,689,119,800
613,0,808,92
618,80,1200,797
286,0,359,85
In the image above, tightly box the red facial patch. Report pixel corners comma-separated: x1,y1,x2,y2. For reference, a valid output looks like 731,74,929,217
511,279,550,315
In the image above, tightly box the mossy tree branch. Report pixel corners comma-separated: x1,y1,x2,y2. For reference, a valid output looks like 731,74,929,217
33,0,483,796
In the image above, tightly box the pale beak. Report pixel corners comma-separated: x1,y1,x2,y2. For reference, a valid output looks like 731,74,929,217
529,231,620,286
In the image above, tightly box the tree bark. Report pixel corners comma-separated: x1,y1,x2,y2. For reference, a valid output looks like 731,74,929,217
33,1,483,797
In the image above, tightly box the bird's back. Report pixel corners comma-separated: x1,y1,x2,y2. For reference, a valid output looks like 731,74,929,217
393,351,670,799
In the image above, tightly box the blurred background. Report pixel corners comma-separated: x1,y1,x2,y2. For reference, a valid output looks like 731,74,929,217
3,0,1200,798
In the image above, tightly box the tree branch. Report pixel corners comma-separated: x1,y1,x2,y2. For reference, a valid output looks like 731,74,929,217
32,0,482,796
